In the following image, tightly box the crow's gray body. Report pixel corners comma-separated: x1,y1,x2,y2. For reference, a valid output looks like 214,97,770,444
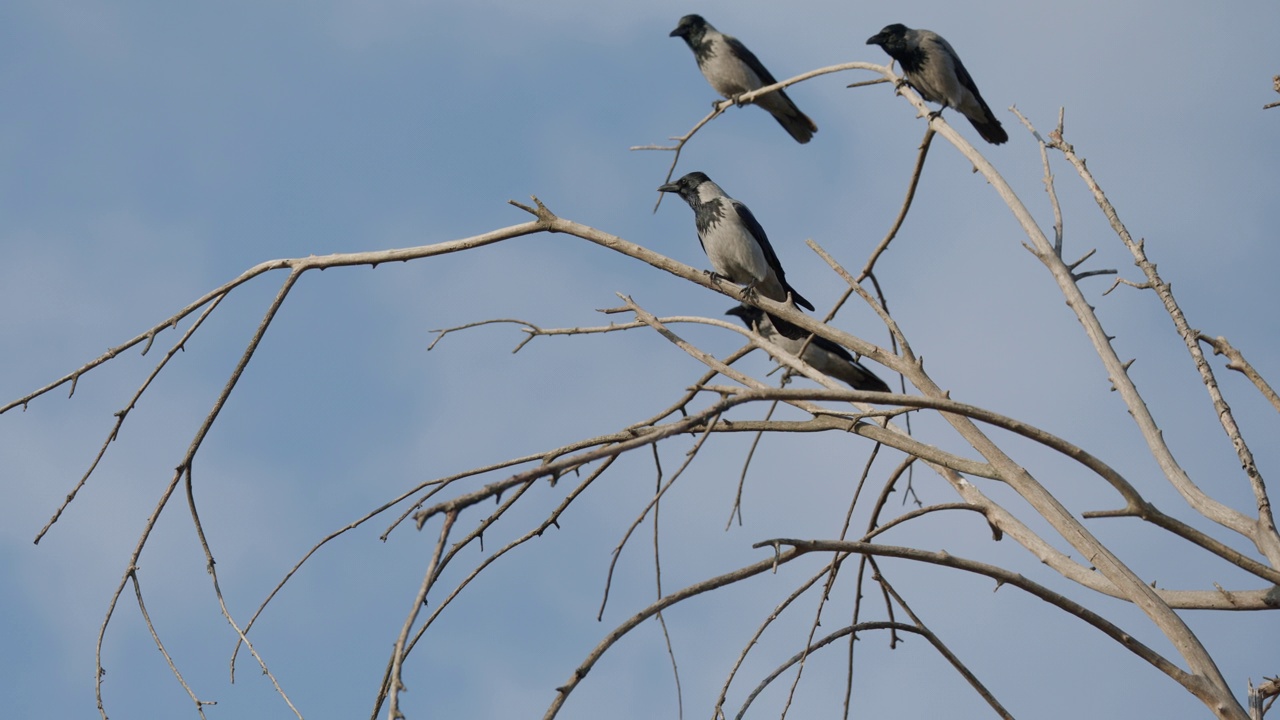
671,14,817,144
867,23,1007,145
658,172,814,311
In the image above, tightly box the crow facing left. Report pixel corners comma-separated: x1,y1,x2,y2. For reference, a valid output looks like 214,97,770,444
658,171,815,311
866,23,1008,145
670,14,818,144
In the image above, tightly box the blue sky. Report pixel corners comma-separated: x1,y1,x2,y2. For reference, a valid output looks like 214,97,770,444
2,1,1278,718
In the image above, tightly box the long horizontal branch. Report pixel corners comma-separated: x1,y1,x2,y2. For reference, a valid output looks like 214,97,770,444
2,220,546,415
510,211,1274,611
618,299,1276,612
701,386,1280,587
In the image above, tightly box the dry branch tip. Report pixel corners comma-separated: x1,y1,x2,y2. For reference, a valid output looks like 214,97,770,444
507,196,558,227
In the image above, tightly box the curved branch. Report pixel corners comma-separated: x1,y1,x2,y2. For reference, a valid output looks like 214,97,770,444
761,539,1197,694
705,384,1280,588
543,548,806,720
713,563,834,718
733,622,989,720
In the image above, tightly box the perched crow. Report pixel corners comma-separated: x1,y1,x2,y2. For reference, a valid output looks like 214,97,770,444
726,305,891,393
866,23,1008,144
658,172,814,311
670,14,817,143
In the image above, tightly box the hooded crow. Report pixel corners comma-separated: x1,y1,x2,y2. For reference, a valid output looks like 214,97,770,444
726,305,891,393
659,172,814,311
670,14,817,144
866,23,1008,145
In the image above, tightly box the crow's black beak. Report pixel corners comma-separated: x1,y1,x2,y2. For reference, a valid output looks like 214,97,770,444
657,182,679,193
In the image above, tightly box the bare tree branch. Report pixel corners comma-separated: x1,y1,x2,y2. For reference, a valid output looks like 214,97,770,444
630,61,882,211
1043,122,1280,566
1199,333,1280,413
762,539,1198,693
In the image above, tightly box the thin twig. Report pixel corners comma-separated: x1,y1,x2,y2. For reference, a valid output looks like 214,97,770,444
544,548,809,720
650,445,684,720
369,459,616,719
726,398,780,530
387,509,457,718
761,539,1195,691
858,125,936,281
713,563,836,718
5,221,546,416
130,571,215,718
96,470,185,719
598,408,721,620
34,293,226,544
735,622,922,720
632,61,883,211
875,570,1013,718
